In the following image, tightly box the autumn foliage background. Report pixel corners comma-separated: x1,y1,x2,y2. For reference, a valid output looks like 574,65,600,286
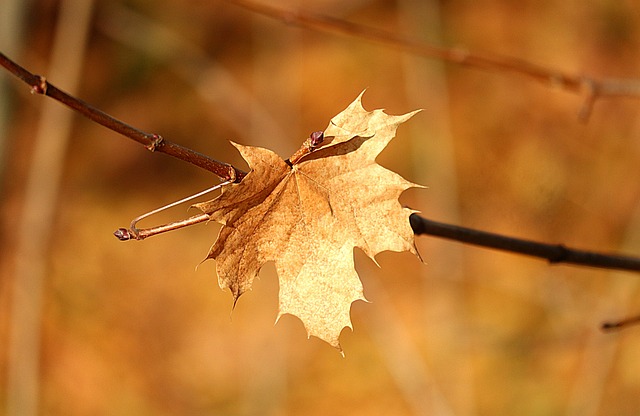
2,0,640,415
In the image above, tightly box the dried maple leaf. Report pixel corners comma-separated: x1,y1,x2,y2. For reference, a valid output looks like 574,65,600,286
195,92,423,351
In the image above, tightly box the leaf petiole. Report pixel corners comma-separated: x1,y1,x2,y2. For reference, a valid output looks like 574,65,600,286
114,179,233,241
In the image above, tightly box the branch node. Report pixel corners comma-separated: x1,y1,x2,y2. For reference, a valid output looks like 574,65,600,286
227,165,238,183
146,134,164,152
30,75,48,95
578,78,598,123
548,244,570,263
450,47,470,63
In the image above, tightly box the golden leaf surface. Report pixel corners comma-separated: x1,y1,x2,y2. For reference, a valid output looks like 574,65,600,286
195,92,422,351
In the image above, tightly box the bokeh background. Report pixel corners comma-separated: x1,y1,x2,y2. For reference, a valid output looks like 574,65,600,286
2,0,640,415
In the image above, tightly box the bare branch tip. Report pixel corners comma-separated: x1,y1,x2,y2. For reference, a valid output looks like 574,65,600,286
114,228,133,241
601,315,640,332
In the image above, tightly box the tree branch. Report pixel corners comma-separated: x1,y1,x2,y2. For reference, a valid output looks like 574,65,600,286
228,0,640,121
3,51,640,274
410,214,640,273
0,51,245,182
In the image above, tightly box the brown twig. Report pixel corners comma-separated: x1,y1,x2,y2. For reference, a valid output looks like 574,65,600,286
3,51,640,274
114,212,211,241
0,51,245,182
228,0,640,120
410,215,640,273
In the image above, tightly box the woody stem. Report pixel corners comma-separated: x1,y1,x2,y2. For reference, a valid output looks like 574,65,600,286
0,51,246,182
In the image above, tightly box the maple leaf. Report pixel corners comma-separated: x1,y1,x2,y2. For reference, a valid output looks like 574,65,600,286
194,92,422,351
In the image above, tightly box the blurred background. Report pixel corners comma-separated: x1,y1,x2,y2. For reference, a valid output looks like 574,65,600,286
1,0,640,415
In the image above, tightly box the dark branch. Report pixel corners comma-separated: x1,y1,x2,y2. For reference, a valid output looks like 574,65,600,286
0,51,245,182
601,315,640,331
410,214,640,273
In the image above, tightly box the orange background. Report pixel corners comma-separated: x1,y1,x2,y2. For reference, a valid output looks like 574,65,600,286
1,1,640,415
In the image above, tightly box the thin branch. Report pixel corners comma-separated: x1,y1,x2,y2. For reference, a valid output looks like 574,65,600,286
114,212,211,241
3,52,640,274
410,214,640,273
228,0,640,118
601,315,640,331
0,51,245,182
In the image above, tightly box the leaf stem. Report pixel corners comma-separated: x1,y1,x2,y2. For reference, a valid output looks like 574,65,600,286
114,179,233,240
